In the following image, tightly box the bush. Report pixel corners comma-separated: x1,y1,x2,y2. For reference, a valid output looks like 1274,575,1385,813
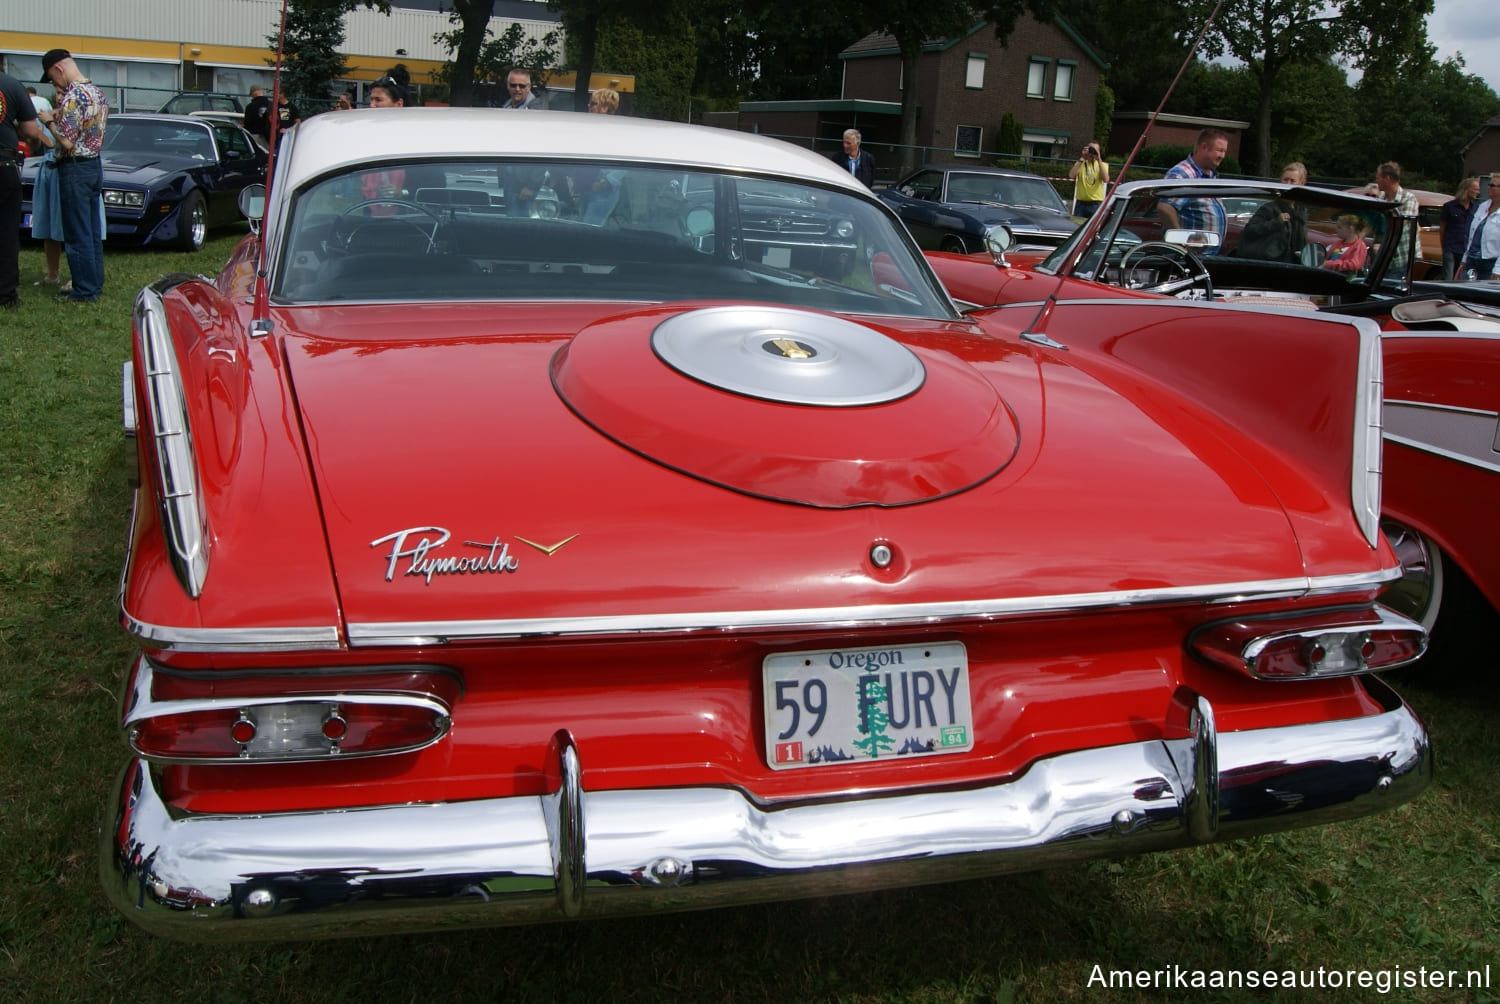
996,112,1023,156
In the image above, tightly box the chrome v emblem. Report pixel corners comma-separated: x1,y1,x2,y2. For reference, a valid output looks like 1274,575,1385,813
514,534,579,556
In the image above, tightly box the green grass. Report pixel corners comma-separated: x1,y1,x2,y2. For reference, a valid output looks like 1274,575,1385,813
2,235,1498,1002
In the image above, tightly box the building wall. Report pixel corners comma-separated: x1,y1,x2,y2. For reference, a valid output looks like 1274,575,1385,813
840,16,1101,164
1463,129,1500,180
1,0,560,110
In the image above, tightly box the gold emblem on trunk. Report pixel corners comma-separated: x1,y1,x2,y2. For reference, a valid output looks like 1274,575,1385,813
515,534,579,556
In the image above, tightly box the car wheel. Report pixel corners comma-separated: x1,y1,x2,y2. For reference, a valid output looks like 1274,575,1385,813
1380,520,1443,631
940,235,970,254
176,190,207,251
1381,520,1499,676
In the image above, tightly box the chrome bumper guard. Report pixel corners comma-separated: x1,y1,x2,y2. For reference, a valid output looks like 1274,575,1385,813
102,679,1428,942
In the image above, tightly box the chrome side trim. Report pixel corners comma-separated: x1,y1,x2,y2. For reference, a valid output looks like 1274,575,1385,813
101,679,1427,942
136,285,210,597
1384,400,1500,475
1351,316,1383,548
345,570,1400,646
122,611,343,652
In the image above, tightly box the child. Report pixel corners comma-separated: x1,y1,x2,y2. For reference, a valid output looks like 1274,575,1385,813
1322,215,1368,273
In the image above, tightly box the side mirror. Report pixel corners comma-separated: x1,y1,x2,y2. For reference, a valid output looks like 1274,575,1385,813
985,226,1012,268
238,183,266,222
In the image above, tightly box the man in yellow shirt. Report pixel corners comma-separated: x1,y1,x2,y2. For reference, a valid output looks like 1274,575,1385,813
1068,142,1109,217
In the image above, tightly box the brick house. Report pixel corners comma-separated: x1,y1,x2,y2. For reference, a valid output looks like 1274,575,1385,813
701,15,1106,183
840,15,1107,163
1461,114,1500,181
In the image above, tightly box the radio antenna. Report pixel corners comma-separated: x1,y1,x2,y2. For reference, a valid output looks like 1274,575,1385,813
251,0,292,334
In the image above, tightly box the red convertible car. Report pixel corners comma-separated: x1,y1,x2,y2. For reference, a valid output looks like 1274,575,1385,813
929,178,1500,651
105,112,1429,941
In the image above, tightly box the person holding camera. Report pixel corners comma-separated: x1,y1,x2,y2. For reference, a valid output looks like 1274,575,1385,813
1068,142,1109,218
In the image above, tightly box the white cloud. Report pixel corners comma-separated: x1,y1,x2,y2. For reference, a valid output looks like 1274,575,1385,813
1429,0,1500,95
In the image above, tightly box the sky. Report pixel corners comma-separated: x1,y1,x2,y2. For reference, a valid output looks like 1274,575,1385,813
1428,0,1500,96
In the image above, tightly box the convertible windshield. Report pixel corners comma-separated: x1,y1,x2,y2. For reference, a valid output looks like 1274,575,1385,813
272,159,955,317
1038,184,1415,301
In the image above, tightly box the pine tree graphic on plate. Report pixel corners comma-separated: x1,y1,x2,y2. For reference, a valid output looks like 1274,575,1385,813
853,676,895,759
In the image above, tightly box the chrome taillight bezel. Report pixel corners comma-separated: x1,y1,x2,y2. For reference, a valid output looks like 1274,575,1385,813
1190,604,1427,681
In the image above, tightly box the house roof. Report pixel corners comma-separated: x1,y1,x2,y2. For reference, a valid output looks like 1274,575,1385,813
840,16,1106,70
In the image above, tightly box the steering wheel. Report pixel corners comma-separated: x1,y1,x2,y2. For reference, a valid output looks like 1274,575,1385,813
1118,241,1214,299
335,198,442,254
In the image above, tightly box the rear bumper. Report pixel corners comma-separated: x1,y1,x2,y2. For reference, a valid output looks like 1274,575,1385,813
101,677,1428,942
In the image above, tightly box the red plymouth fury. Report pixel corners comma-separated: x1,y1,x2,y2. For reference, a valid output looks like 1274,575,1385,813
105,111,1428,941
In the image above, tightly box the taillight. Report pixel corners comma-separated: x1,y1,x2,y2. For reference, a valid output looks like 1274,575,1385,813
1190,605,1426,680
122,657,454,763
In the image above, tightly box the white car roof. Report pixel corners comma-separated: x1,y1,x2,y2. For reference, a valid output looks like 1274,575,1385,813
276,108,867,195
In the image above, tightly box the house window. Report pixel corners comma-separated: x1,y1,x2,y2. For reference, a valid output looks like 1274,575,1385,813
955,125,983,158
1023,134,1062,160
1054,62,1076,101
966,54,986,90
1026,59,1049,99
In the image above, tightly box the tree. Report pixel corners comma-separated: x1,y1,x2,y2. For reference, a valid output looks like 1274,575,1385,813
1057,0,1196,112
269,1,352,111
1187,0,1434,176
587,9,697,120
436,0,561,107
268,0,389,111
996,112,1023,154
1347,55,1500,186
550,0,686,113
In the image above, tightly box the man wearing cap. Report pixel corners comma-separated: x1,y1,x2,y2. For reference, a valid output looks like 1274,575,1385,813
1,68,49,308
37,49,108,303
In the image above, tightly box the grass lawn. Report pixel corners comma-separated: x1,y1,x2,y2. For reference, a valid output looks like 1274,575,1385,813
1,235,1497,1003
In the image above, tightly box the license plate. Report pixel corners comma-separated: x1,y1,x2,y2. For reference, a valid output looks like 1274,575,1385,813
760,246,791,269
763,641,973,770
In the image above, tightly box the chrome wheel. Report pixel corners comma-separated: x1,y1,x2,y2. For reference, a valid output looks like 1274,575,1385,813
1379,521,1444,631
188,198,207,249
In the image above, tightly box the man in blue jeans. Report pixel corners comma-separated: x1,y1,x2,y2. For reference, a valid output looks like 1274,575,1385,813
37,49,107,303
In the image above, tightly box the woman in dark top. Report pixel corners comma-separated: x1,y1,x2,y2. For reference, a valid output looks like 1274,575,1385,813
1439,177,1480,280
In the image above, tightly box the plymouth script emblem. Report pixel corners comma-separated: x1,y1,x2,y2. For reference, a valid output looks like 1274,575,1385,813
370,526,573,585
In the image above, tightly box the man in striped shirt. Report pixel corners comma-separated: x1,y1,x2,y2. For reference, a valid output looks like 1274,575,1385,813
1157,128,1229,251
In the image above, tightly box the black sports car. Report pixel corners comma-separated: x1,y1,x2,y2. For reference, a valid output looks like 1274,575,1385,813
21,113,266,252
878,164,1079,254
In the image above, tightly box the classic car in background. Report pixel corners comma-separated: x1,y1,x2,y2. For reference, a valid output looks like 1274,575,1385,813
156,91,244,115
927,178,1500,648
21,113,266,251
878,164,1078,254
190,109,269,154
105,111,1429,942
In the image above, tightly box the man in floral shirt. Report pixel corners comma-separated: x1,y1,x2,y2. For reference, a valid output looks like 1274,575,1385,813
38,49,107,303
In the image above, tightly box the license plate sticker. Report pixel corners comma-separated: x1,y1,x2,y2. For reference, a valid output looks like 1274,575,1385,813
763,641,973,770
